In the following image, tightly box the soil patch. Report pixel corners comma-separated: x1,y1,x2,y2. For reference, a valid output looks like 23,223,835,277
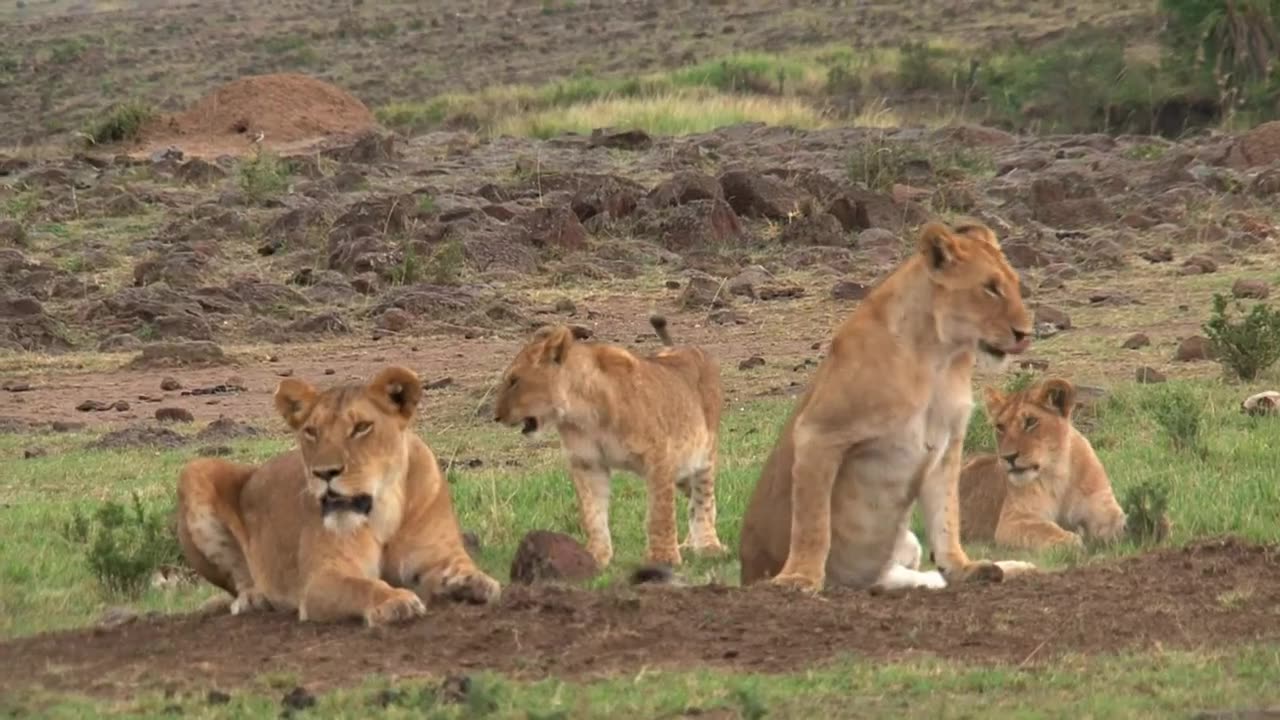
1,537,1276,698
136,73,377,158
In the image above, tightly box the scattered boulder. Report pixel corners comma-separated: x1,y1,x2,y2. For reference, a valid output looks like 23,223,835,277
654,199,749,251
511,206,588,252
1034,306,1072,335
508,530,599,585
0,219,27,247
90,424,188,450
1173,335,1212,362
831,279,870,300
647,171,724,207
125,341,231,370
1180,255,1218,275
719,170,812,220
778,212,847,247
677,273,729,310
155,407,195,423
1232,278,1270,300
1135,366,1167,384
1122,333,1151,350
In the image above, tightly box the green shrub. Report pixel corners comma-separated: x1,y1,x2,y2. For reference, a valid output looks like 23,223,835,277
82,101,154,145
61,492,184,597
237,150,291,204
1121,478,1173,544
1203,292,1280,380
1141,384,1208,458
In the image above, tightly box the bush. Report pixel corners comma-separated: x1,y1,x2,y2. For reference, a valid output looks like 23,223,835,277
236,149,291,204
1203,292,1280,380
1121,478,1174,544
1141,384,1208,458
61,492,184,597
1161,0,1280,93
82,101,154,145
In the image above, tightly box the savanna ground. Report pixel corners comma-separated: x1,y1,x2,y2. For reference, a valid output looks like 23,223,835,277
5,0,1280,717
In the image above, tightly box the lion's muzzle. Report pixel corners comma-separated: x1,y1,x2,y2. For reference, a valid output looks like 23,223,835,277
321,490,374,516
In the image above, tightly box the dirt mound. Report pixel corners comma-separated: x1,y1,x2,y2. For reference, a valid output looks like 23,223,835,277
2,537,1277,698
141,73,377,154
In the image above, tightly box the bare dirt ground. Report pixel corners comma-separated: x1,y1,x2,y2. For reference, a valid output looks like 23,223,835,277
0,536,1275,697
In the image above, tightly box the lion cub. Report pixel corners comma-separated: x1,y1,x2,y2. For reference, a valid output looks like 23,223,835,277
493,315,725,568
959,377,1127,550
176,366,500,626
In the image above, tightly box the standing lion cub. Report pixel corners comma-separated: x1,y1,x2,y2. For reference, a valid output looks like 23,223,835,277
739,219,1038,593
959,377,1127,550
492,315,725,569
176,366,500,626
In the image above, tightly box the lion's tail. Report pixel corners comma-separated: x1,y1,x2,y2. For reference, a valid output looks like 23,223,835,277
649,314,674,347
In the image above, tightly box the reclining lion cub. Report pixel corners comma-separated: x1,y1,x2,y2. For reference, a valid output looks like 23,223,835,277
959,377,1127,550
492,315,725,569
176,366,500,626
739,219,1038,593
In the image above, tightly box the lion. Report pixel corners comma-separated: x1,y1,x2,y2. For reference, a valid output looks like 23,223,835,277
959,377,1127,550
176,365,500,626
492,314,725,569
1242,390,1280,416
738,219,1039,593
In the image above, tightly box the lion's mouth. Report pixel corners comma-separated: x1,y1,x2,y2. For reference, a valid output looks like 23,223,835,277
979,336,1031,359
521,417,539,435
321,491,373,516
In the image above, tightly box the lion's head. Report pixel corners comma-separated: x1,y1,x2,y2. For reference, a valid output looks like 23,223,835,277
917,219,1032,364
982,378,1077,486
492,324,593,439
274,365,423,528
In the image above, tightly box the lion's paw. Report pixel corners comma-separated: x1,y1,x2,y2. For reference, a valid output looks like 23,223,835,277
364,588,427,627
769,572,823,593
689,539,728,558
945,560,1005,585
229,588,273,615
441,570,502,606
994,560,1038,576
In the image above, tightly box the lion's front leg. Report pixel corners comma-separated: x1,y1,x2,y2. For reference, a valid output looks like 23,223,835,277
771,429,843,592
299,531,424,626
920,438,1007,585
569,460,615,568
383,504,501,608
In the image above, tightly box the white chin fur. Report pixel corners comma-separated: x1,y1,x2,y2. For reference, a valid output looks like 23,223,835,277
1006,468,1040,486
323,511,369,534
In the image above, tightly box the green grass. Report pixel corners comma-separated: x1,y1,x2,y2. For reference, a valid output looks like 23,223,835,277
4,377,1280,714
8,646,1280,718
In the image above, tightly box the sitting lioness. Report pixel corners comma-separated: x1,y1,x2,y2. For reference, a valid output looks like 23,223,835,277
739,219,1038,592
176,366,500,626
959,377,1127,550
492,315,725,569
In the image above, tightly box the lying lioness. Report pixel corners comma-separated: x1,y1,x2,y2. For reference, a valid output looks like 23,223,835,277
176,366,500,626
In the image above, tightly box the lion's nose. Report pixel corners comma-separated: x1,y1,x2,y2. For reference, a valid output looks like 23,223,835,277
312,466,344,483
1000,452,1018,466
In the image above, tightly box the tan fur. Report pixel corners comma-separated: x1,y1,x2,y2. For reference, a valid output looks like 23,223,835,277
176,366,499,626
739,219,1036,592
492,315,725,568
960,378,1126,550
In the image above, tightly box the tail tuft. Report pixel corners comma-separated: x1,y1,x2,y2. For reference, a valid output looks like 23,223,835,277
649,314,673,347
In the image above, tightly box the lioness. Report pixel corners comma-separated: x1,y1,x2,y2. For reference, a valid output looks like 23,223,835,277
959,377,1126,550
739,219,1037,592
176,366,500,626
492,315,725,568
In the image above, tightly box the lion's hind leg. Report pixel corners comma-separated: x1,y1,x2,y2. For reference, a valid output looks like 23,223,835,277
177,458,269,614
682,456,727,558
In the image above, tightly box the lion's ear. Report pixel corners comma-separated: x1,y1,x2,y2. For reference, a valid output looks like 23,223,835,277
275,378,318,430
1034,378,1076,418
917,221,963,272
368,365,423,421
981,385,1006,414
538,325,575,365
951,218,1000,249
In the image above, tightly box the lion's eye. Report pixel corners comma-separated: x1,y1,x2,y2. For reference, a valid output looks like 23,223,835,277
1024,416,1039,431
352,421,373,437
302,427,317,441
984,279,1002,297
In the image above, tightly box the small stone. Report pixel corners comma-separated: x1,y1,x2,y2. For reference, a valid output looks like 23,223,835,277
1136,366,1167,383
155,407,195,423
1122,333,1151,350
1034,306,1072,332
553,297,577,314
276,369,294,377
160,377,182,391
2,381,33,392
23,447,47,459
830,279,869,301
206,690,232,706
1174,336,1213,362
1140,246,1173,263
1232,278,1270,299
425,377,454,391
1179,255,1217,275
738,355,766,371
324,368,335,375
113,400,131,412
281,686,316,712
76,400,109,412
97,606,140,630
509,530,599,585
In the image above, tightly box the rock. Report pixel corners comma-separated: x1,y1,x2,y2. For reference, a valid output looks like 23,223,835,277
719,170,812,220
738,355,766,370
589,127,652,150
96,606,141,630
376,307,413,332
1122,333,1151,350
655,199,749,251
647,172,724,207
155,407,195,423
1180,255,1218,275
126,341,230,370
1232,279,1270,299
677,273,728,310
726,266,769,299
1226,120,1280,169
281,687,316,712
1140,246,1174,263
831,279,869,300
23,447,48,459
757,285,804,301
1135,366,1167,384
2,381,32,392
286,312,351,335
569,175,643,222
778,212,847,247
97,334,142,352
0,219,27,247
1174,335,1213,362
708,309,747,325
160,377,182,391
512,206,588,251
1034,306,1072,332
508,530,599,584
